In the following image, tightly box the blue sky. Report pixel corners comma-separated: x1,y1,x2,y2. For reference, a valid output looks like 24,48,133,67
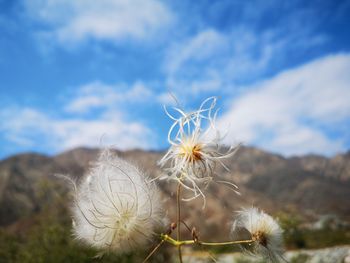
0,0,350,158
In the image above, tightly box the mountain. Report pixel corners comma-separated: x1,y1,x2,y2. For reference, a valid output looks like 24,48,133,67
0,146,349,240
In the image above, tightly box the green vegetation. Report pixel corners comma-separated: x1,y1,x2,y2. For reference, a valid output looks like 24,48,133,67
289,253,310,263
278,213,306,249
194,212,350,256
278,212,350,249
0,188,349,263
234,256,266,263
0,193,170,263
1,209,349,263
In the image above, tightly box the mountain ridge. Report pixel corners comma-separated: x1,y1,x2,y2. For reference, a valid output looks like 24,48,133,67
0,146,349,239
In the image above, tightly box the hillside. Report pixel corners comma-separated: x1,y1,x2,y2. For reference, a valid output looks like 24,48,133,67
0,146,349,241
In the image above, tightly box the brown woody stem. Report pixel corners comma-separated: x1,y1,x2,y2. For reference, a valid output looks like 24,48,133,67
176,182,183,263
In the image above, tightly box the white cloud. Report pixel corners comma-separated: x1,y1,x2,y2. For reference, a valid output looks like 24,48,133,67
0,81,161,152
0,107,153,152
65,81,154,113
165,29,227,75
25,0,173,45
164,29,227,94
157,92,175,106
51,117,153,150
217,53,350,156
164,24,328,95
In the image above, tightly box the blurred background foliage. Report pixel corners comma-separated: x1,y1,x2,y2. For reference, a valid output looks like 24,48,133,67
0,191,171,263
0,149,349,262
1,196,348,262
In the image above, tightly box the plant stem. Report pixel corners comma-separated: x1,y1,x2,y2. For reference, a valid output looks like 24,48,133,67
160,234,254,247
176,182,183,263
142,240,165,263
199,240,254,246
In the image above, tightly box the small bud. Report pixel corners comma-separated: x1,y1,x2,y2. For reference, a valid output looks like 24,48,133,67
170,222,177,230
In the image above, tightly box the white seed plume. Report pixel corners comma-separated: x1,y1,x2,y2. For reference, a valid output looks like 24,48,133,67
158,97,239,204
71,149,164,254
231,207,285,262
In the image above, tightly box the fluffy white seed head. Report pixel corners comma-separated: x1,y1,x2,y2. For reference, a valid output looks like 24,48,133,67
72,149,164,254
231,207,284,262
159,97,239,204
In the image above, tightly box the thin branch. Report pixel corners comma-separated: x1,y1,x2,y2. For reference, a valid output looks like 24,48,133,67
199,239,254,246
176,182,183,263
141,240,165,263
160,234,254,247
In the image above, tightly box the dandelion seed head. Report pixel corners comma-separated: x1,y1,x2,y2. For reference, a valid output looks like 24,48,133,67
159,97,239,203
72,149,164,254
231,207,284,262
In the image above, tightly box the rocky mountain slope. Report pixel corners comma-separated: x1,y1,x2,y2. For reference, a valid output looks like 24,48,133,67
0,146,349,239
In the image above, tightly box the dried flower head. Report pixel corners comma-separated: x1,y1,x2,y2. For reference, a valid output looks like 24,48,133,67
158,97,239,203
71,149,164,254
231,207,284,262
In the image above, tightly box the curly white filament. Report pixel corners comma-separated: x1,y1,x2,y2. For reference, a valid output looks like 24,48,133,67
159,97,240,205
231,207,285,262
71,149,164,254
